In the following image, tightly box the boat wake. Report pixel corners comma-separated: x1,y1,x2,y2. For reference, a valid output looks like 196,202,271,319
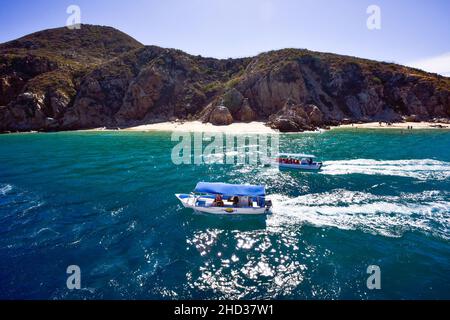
269,189,450,240
0,184,13,196
320,159,450,180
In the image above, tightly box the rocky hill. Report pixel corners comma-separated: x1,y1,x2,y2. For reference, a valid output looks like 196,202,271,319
0,25,143,131
1,25,449,133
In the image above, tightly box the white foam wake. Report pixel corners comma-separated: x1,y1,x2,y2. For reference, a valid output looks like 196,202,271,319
0,184,13,196
321,159,450,180
268,189,450,240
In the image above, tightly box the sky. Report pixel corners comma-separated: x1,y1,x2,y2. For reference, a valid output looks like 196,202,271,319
0,0,449,75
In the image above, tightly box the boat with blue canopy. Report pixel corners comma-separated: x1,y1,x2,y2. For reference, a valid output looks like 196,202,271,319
176,182,272,215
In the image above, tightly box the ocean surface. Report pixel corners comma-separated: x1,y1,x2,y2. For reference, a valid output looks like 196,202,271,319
0,129,449,300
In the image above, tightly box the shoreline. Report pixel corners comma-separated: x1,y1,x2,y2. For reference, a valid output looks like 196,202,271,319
90,121,279,134
91,120,450,133
332,121,450,130
2,121,450,135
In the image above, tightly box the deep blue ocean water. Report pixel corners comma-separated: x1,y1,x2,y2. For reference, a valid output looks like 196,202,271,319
0,129,449,300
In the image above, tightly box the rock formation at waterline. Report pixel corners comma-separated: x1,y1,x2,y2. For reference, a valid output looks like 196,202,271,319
1,25,449,133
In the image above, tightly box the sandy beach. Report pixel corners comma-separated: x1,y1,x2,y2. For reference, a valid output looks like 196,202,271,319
87,120,450,134
94,121,279,134
334,121,450,130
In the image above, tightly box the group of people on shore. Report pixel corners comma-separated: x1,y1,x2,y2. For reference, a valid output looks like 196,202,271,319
378,121,394,127
400,125,414,134
378,121,414,130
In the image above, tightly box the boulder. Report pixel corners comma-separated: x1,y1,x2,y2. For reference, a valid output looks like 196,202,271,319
403,114,420,122
236,98,256,122
268,118,300,132
266,99,315,131
432,117,450,124
209,106,233,125
306,105,323,125
341,118,352,124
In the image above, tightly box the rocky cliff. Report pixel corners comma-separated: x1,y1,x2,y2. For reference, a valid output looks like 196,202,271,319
0,25,143,131
1,25,449,133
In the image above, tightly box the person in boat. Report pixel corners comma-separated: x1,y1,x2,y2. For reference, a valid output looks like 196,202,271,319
240,196,250,208
308,158,313,165
213,194,224,207
231,196,239,207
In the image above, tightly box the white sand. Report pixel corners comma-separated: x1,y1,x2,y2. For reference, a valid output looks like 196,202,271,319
333,121,450,130
88,120,450,134
99,121,279,134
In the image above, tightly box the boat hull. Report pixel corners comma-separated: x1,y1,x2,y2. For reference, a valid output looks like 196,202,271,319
274,161,323,171
277,162,322,170
175,194,270,216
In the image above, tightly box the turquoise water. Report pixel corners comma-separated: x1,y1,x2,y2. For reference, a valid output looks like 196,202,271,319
0,129,449,299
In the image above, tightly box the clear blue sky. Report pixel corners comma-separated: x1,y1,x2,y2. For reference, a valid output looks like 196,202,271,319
1,0,449,72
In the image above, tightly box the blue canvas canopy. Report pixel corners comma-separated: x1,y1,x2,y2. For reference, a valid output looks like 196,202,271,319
195,182,266,197
278,153,316,158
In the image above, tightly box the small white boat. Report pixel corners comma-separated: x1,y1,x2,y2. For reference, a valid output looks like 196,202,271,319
275,153,323,171
176,182,272,216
